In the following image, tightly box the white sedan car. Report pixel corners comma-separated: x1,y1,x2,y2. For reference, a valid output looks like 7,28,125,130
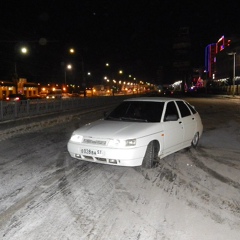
67,97,203,168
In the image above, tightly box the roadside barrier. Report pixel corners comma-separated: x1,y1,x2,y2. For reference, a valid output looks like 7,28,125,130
0,96,129,122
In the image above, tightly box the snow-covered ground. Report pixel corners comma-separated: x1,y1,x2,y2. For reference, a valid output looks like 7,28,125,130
0,97,240,240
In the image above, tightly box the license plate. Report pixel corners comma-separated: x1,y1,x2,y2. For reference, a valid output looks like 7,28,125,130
81,148,102,156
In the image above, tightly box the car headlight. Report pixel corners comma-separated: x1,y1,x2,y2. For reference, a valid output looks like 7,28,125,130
108,138,136,147
126,139,136,146
70,134,83,143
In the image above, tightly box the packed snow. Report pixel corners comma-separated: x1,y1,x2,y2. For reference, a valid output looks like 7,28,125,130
0,97,240,240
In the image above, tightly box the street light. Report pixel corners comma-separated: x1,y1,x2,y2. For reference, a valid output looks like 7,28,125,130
228,52,236,96
64,64,72,85
204,70,208,94
69,47,86,96
14,46,28,77
69,48,75,54
13,46,29,93
21,47,28,54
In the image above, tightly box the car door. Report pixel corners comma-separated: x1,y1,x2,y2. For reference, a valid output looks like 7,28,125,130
176,100,197,145
162,101,184,154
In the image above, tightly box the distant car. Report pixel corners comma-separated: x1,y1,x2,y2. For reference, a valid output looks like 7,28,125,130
163,88,174,96
5,94,27,101
27,95,42,100
46,89,62,99
144,90,163,97
67,97,203,168
71,93,80,97
144,88,174,97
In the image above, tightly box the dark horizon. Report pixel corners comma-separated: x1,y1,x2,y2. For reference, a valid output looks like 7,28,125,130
1,1,239,85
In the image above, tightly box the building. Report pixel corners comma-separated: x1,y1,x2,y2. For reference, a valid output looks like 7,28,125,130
0,78,39,100
171,27,204,91
0,81,16,100
172,27,192,85
205,35,240,82
205,43,217,80
203,35,240,94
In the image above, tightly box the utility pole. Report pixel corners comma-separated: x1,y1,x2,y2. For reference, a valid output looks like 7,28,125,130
228,52,236,97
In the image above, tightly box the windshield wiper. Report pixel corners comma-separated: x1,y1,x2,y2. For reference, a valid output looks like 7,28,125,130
121,117,148,122
105,116,122,120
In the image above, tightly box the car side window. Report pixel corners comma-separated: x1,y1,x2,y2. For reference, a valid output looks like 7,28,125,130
164,101,179,121
176,101,192,118
185,102,197,114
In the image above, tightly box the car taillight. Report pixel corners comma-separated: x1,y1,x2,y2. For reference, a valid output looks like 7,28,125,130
6,97,9,100
15,97,20,101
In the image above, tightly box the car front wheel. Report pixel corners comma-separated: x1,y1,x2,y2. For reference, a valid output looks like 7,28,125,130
142,141,159,169
191,132,199,148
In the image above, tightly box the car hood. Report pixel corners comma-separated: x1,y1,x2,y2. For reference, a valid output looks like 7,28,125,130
73,119,162,139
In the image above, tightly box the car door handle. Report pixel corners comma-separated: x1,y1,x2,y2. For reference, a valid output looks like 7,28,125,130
179,121,182,124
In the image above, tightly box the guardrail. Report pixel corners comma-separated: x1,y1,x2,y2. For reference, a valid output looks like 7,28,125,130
0,96,131,122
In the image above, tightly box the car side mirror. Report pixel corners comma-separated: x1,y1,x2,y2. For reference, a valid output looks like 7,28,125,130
104,111,108,118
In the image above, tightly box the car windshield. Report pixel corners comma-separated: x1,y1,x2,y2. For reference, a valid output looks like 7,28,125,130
105,101,164,122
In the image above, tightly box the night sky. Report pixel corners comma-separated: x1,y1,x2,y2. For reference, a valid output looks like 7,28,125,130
0,0,239,85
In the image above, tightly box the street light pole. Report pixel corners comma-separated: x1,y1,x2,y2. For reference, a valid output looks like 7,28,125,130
13,46,28,93
228,52,236,96
64,70,67,85
233,52,236,97
204,70,208,94
64,64,72,85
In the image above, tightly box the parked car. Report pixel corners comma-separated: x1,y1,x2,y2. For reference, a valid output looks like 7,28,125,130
5,94,27,101
144,90,163,97
67,97,203,168
144,88,174,97
46,89,62,99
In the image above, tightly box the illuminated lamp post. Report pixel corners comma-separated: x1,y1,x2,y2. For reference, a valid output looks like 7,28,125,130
119,70,123,77
204,70,208,94
64,64,72,85
69,48,86,97
15,47,28,75
134,77,138,94
228,52,236,96
14,46,28,94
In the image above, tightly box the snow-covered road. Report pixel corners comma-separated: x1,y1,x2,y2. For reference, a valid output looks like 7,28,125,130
0,97,240,240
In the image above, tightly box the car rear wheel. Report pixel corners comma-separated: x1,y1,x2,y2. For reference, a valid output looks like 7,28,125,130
142,141,159,169
191,132,199,148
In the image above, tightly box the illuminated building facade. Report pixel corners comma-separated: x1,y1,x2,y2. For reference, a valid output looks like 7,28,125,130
216,35,231,53
0,78,39,100
214,35,240,84
205,43,216,79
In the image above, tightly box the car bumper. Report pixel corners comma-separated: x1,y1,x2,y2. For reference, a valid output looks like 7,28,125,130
67,142,147,167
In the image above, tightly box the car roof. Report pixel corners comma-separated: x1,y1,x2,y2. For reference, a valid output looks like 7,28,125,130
124,97,183,102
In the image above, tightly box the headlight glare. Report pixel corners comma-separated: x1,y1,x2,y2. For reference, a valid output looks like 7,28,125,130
70,134,83,142
108,139,121,147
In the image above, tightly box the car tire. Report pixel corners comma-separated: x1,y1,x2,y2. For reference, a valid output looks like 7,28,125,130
191,132,199,148
142,141,159,169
